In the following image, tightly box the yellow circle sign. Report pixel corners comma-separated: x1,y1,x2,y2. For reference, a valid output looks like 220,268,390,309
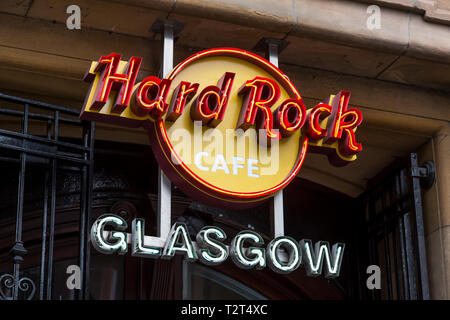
150,49,308,206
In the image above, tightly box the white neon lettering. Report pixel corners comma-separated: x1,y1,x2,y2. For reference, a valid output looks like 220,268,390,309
211,154,230,174
247,158,259,178
90,214,128,255
196,227,228,265
230,231,266,270
232,156,244,175
89,215,345,278
301,240,345,278
162,223,198,261
131,218,162,258
267,236,301,274
195,151,210,171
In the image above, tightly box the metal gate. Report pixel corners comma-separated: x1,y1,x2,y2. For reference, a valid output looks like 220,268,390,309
359,153,434,300
0,93,94,300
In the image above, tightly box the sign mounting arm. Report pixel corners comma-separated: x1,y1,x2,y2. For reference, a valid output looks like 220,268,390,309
264,38,289,238
151,19,184,239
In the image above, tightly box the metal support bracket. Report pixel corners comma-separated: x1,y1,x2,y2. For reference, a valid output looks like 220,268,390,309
150,19,185,37
253,38,290,56
410,160,435,190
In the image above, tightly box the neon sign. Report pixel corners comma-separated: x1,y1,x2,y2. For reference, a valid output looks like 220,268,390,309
80,48,363,208
91,214,345,277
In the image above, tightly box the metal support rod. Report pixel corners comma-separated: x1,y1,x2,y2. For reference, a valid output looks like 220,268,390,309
83,121,95,300
79,166,87,300
39,170,49,300
267,41,279,68
409,153,430,300
383,210,393,299
10,104,29,300
266,39,284,238
158,170,171,238
39,120,52,300
46,110,59,300
397,168,410,299
272,191,284,238
398,217,409,299
78,124,89,300
403,212,417,299
12,155,26,300
161,22,174,78
157,20,175,239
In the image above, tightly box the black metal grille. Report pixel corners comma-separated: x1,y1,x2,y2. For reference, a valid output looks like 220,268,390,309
362,153,431,300
0,93,94,300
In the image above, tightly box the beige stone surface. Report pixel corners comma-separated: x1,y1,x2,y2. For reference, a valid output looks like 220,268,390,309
0,0,32,15
0,13,160,102
26,0,168,39
416,0,450,25
0,65,86,102
355,0,421,11
436,0,450,11
0,13,160,72
433,124,450,228
282,63,450,123
350,107,444,136
359,126,429,154
297,165,365,196
422,122,450,300
282,35,399,78
408,14,450,63
172,0,295,34
301,142,417,196
293,0,410,53
378,55,450,91
355,0,450,25
442,226,450,298
110,0,174,12
381,0,416,7
0,46,87,81
417,140,442,236
169,14,284,53
1,0,450,92
426,227,447,299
